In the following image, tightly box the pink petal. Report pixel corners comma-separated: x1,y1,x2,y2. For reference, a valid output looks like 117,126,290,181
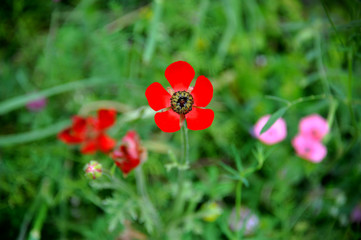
299,114,329,141
253,115,287,145
292,134,327,163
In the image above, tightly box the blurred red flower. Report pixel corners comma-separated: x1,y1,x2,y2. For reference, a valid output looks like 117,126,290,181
145,61,214,132
111,130,147,176
58,109,116,154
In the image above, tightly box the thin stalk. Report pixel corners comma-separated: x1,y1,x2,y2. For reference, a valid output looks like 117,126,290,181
78,100,131,116
315,33,331,97
174,123,189,218
235,180,243,240
135,166,162,235
27,203,48,240
143,0,163,63
320,0,345,47
135,167,148,198
17,188,43,240
345,50,359,151
181,122,189,165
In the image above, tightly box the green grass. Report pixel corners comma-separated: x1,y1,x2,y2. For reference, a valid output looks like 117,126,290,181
1,0,361,239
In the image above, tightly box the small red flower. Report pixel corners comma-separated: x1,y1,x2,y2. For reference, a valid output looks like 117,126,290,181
111,130,147,176
58,109,116,154
145,61,214,132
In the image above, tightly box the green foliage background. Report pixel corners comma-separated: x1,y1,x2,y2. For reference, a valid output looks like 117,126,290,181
1,0,361,239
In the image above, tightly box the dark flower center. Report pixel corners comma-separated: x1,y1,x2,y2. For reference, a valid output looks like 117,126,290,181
170,91,194,115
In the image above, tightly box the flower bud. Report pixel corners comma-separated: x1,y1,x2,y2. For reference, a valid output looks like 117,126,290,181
84,161,102,180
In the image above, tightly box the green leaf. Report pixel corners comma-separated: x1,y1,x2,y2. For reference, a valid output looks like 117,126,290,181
219,162,239,176
231,145,243,172
260,106,289,134
0,77,118,115
0,120,69,146
241,177,249,187
265,95,290,105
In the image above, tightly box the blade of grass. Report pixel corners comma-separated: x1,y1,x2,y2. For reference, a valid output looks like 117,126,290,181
143,0,163,63
231,145,243,172
217,0,239,62
0,120,69,146
0,77,119,115
260,106,288,134
219,162,239,176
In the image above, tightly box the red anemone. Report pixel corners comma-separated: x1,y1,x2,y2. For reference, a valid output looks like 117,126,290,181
58,109,116,154
111,130,147,176
145,61,214,132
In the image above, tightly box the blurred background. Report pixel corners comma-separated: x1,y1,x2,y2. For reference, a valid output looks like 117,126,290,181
1,0,361,239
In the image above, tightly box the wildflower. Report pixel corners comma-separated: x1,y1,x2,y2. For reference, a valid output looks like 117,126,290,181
299,114,329,141
350,203,361,224
26,96,47,112
292,134,327,163
253,115,287,145
111,130,147,176
84,161,103,180
145,61,214,132
58,109,116,154
201,202,222,222
229,207,259,236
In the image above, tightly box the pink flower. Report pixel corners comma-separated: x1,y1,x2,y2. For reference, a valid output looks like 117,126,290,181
26,97,47,112
299,114,329,141
292,134,327,163
253,115,287,145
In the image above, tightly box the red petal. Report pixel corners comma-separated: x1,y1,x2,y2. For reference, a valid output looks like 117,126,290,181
72,116,87,135
114,158,140,175
186,108,214,131
58,127,84,144
145,82,171,111
191,75,213,107
165,61,195,92
97,133,116,153
97,109,116,130
81,140,97,154
154,110,181,132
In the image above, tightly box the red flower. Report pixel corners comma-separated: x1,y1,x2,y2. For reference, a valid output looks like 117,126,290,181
58,109,116,154
111,130,147,176
145,61,214,132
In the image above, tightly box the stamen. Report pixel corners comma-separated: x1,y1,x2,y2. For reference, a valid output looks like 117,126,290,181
170,91,194,115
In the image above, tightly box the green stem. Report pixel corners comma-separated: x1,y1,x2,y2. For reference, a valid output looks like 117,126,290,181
345,50,359,151
315,32,331,97
135,166,162,235
235,180,243,240
135,167,148,198
181,122,189,166
143,0,163,63
320,0,345,47
28,203,48,240
78,100,131,116
174,123,189,218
